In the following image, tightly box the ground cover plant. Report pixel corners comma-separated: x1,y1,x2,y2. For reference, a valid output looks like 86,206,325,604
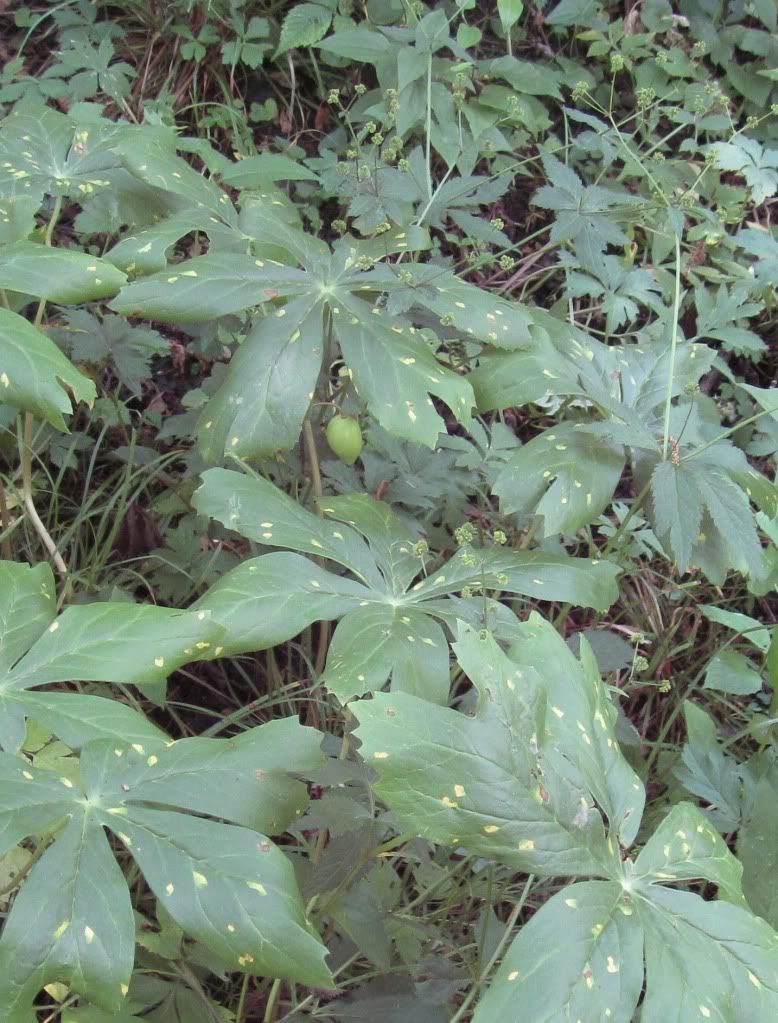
0,0,777,1019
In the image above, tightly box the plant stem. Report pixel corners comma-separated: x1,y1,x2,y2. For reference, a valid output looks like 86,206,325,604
425,53,433,201
449,874,535,1023
235,973,250,1023
263,978,282,1022
21,415,68,577
22,194,69,577
661,233,683,461
303,417,329,685
0,477,12,560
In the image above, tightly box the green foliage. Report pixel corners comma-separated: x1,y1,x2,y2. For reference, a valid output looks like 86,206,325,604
0,0,777,1018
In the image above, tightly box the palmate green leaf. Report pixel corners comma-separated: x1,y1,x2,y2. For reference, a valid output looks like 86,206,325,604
0,589,225,752
5,604,225,690
406,545,620,612
220,153,320,188
193,468,382,586
0,195,40,245
495,423,625,535
197,296,325,462
0,243,126,303
318,493,421,595
194,469,621,699
471,882,643,1023
353,629,618,878
114,133,234,221
673,702,741,833
703,649,764,696
0,308,97,429
648,452,764,580
333,297,474,447
104,209,238,276
738,770,778,928
398,268,533,347
0,562,56,674
0,722,331,1018
632,801,745,903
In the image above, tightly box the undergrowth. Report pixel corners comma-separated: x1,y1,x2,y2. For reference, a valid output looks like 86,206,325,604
0,0,777,1020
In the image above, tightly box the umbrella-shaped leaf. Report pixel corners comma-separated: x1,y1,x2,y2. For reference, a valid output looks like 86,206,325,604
0,814,134,1021
110,253,309,323
0,718,332,1017
633,801,744,903
193,468,382,586
0,106,122,200
502,614,645,846
353,625,619,878
407,545,620,612
5,604,224,691
638,887,778,1022
0,598,224,752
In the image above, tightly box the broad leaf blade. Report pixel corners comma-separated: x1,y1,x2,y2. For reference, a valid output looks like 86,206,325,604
322,605,449,704
197,297,325,461
111,254,309,322
495,423,625,535
0,561,56,673
504,614,645,846
0,243,126,303
639,886,778,1022
354,682,615,878
472,881,642,1023
193,468,382,586
634,802,744,902
0,308,97,428
94,718,323,833
5,604,225,691
106,806,332,987
0,816,134,1019
334,296,474,448
318,494,421,594
408,546,620,611
193,552,369,656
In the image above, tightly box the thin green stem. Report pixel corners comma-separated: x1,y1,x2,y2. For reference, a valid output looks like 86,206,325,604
661,234,683,461
449,874,535,1023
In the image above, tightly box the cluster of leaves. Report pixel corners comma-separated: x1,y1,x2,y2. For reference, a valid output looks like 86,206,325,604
0,0,777,1020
